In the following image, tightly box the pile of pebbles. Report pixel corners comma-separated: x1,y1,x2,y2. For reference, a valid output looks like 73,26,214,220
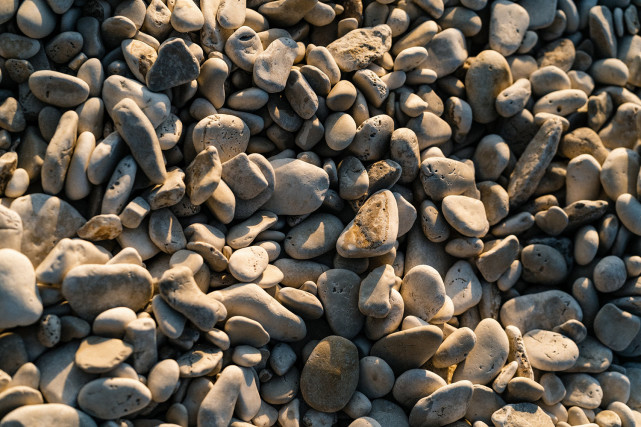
1,0,641,425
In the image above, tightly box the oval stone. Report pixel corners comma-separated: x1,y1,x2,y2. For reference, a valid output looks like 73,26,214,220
300,336,359,413
262,158,330,215
523,329,579,371
77,378,151,420
0,403,96,427
61,264,153,319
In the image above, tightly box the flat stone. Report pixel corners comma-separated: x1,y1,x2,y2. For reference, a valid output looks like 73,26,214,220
285,213,343,260
159,266,227,332
561,373,603,409
523,329,579,371
465,50,513,124
443,260,483,315
77,378,151,420
0,403,97,427
500,290,583,333
392,369,447,408
228,246,269,282
36,341,96,406
35,238,110,284
253,37,298,93
211,283,306,342
61,263,153,319
508,117,564,207
420,157,476,201
300,336,359,413
489,0,529,56
370,325,443,374
441,195,489,238
409,381,474,427
74,336,134,374
421,28,467,78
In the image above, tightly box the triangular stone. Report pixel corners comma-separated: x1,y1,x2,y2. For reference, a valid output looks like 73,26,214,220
146,38,200,92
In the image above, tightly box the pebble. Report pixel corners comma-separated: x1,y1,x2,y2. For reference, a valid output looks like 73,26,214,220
77,378,151,420
262,158,329,216
0,249,42,330
370,325,443,374
300,336,359,412
61,263,153,319
228,246,269,282
74,336,133,374
489,0,529,57
522,329,579,371
400,265,446,322
492,403,554,427
453,319,509,385
327,25,392,72
285,213,343,259
0,403,96,427
441,195,489,238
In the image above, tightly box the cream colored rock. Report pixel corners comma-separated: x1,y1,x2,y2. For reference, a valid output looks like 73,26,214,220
0,249,42,330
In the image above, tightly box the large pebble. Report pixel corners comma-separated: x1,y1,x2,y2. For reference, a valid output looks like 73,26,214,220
453,319,509,385
492,403,554,427
253,37,298,93
336,190,398,258
317,269,364,339
77,378,151,420
409,381,474,427
500,290,583,333
285,213,343,259
61,264,153,319
262,158,329,216
0,249,42,330
465,50,513,124
522,329,579,371
0,404,96,427
370,325,443,374
28,71,89,108
327,25,392,72
300,336,359,413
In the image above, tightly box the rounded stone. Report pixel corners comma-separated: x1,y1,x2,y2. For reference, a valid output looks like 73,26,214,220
262,158,330,216
300,336,359,413
74,336,134,374
522,329,579,371
228,246,269,282
0,248,42,330
593,256,627,293
441,195,490,238
285,213,343,259
61,264,153,319
77,377,152,420
0,403,96,427
357,356,395,399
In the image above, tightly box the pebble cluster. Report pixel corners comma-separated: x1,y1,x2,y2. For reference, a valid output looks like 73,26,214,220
0,0,641,426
